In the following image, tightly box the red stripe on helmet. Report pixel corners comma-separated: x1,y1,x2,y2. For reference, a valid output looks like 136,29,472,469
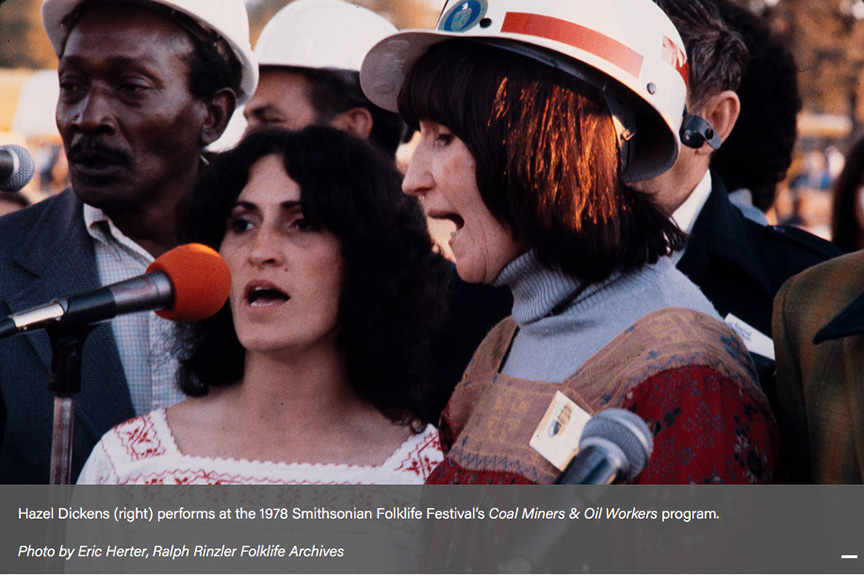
662,35,689,87
501,12,643,80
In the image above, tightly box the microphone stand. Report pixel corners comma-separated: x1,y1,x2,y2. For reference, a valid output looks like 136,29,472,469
43,325,96,575
47,323,96,485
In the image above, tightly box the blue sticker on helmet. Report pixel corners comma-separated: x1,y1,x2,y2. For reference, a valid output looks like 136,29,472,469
438,0,487,33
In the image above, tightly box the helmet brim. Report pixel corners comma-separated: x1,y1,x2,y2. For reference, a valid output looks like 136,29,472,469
360,29,679,181
41,0,258,104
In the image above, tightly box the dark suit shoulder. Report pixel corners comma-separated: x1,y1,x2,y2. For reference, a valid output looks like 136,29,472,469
0,189,76,228
757,223,844,262
0,197,48,239
742,222,842,294
688,179,840,287
0,190,80,244
682,180,841,338
0,190,86,272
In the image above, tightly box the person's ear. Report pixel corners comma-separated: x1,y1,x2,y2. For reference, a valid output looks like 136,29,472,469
329,107,374,140
698,90,740,155
199,88,238,147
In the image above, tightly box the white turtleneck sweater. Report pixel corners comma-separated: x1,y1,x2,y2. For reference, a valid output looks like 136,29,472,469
494,251,720,383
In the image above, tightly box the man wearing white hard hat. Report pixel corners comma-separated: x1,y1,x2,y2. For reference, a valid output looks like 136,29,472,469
0,0,258,483
632,0,840,409
244,0,405,156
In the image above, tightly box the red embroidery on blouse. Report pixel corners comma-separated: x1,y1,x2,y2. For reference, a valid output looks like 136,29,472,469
396,432,442,478
130,470,373,485
114,414,166,462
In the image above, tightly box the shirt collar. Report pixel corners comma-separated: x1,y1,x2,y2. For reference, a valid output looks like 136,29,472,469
83,203,154,263
671,171,713,235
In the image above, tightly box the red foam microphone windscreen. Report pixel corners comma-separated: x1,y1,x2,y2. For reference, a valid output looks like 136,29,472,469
146,243,231,321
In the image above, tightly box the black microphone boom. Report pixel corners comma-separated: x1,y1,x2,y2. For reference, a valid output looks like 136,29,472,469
0,270,173,339
0,144,37,193
555,408,653,485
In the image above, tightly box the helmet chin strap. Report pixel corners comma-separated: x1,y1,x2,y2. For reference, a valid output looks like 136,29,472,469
680,110,722,150
605,92,637,180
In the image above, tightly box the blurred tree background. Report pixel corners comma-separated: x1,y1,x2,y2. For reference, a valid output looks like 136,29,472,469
0,0,54,68
737,0,864,133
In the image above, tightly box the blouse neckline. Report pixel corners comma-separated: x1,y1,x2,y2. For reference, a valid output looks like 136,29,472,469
151,408,431,472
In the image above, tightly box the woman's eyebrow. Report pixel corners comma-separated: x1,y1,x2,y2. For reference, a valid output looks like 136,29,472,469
230,201,256,210
229,201,302,211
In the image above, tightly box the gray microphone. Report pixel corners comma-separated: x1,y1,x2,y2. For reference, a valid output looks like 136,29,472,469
499,409,654,573
555,408,653,485
0,144,36,193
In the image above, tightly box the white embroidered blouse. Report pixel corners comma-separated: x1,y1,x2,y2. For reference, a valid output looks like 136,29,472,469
77,409,443,485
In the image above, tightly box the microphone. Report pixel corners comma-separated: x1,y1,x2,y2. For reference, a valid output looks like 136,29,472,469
0,243,230,339
555,408,653,485
498,409,654,573
0,144,36,193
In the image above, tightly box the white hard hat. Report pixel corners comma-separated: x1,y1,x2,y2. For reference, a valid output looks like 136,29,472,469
41,0,258,104
360,0,690,181
256,0,397,73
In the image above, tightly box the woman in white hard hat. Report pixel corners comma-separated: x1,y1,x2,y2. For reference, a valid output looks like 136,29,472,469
361,0,778,484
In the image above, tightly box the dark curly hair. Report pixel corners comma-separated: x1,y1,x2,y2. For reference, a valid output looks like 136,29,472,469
175,126,451,426
398,40,684,285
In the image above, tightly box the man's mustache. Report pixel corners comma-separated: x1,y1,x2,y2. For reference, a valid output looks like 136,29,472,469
67,139,133,167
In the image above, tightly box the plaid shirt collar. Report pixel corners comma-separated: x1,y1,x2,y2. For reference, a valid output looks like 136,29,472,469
82,203,153,264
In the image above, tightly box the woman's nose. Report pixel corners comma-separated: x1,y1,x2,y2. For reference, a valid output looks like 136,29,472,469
247,227,284,267
402,148,434,198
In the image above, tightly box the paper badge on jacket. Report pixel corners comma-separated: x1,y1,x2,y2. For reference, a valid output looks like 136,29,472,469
725,313,775,361
530,391,592,471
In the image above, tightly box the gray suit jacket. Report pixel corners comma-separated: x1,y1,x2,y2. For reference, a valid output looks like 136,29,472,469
0,189,134,483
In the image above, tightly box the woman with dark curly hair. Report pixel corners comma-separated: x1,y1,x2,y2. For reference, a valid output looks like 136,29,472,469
78,126,450,484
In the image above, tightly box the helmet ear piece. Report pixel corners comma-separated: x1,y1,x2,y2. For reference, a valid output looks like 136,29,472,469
680,112,721,150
